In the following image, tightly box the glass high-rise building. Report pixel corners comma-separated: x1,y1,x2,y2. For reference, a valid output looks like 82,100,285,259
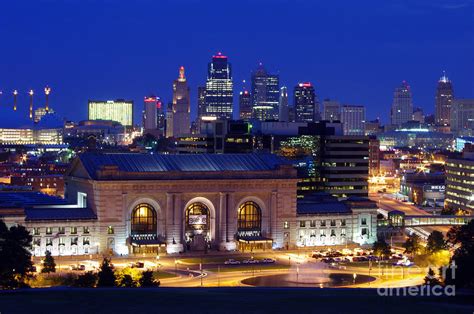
435,72,454,126
250,64,279,121
203,53,233,120
278,86,289,122
322,99,341,122
341,105,366,135
390,81,413,126
143,96,158,132
294,82,318,123
239,89,252,120
88,99,133,127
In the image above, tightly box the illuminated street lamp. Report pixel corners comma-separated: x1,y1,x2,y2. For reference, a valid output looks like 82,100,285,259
44,86,51,112
29,89,34,120
13,90,18,111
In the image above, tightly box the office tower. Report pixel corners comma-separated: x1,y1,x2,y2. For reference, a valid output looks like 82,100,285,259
165,102,173,138
278,86,289,122
445,150,474,214
435,72,454,126
451,99,474,136
368,137,380,177
294,82,318,123
390,81,413,126
412,107,424,123
322,99,341,121
170,66,191,137
341,105,366,135
197,86,207,119
88,99,133,127
250,64,279,121
239,89,252,120
143,96,158,132
203,52,233,119
156,97,165,132
364,119,381,136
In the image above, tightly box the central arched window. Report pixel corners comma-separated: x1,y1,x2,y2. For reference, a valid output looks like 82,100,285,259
185,202,210,234
131,204,157,235
238,201,262,231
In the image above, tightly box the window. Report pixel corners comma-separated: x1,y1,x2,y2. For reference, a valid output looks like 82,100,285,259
46,227,52,235
83,237,90,245
341,229,346,236
71,237,78,245
78,192,87,208
283,221,289,229
59,238,65,246
132,204,157,235
33,228,40,235
46,238,53,246
310,220,316,228
361,218,367,226
300,221,306,228
107,226,114,235
330,220,336,227
330,229,336,236
237,201,262,231
320,220,326,227
341,219,346,227
71,227,77,234
33,238,41,246
361,228,368,236
83,227,90,234
58,227,65,234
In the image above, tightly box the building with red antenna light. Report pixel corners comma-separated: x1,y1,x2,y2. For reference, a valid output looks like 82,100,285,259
239,89,252,120
294,82,318,123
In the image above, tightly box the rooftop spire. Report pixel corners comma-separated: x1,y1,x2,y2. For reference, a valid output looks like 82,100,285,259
178,66,186,82
439,70,449,83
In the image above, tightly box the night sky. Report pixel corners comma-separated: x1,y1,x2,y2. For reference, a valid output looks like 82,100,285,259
0,0,473,126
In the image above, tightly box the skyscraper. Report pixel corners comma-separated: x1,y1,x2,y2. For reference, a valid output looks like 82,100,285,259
451,99,474,136
250,64,279,121
143,96,158,135
169,66,190,137
294,82,318,123
341,105,366,135
278,86,289,122
88,99,133,127
390,81,413,126
203,52,233,119
239,89,252,120
197,86,207,119
322,99,341,122
435,72,454,126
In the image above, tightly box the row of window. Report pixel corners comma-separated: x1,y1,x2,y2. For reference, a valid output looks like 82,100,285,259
299,219,347,228
32,226,115,236
33,236,91,246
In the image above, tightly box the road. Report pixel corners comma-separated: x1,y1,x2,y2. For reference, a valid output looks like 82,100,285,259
372,194,451,235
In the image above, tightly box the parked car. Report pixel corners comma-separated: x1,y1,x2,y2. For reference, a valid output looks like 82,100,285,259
130,261,144,268
261,258,275,264
224,259,241,265
70,264,86,271
243,259,259,264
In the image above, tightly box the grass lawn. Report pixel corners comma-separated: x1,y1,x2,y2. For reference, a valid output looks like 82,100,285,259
0,288,472,314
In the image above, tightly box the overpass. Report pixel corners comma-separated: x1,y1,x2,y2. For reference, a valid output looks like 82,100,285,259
403,215,474,227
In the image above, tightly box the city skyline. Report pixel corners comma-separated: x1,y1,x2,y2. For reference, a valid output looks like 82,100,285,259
0,1,473,126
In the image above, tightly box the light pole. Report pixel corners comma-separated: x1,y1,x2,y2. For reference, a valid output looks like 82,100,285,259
44,86,51,112
28,89,34,120
13,90,18,111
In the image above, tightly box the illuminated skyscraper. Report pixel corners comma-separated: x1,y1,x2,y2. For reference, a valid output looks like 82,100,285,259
278,86,289,122
239,89,252,120
390,81,413,126
169,66,191,137
143,95,159,136
203,52,233,119
435,72,454,126
250,64,279,121
322,99,341,122
88,99,133,127
294,82,318,123
341,105,366,135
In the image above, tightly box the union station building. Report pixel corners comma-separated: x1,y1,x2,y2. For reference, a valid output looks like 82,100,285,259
0,153,377,256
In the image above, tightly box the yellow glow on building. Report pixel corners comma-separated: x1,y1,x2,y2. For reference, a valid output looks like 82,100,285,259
88,100,133,127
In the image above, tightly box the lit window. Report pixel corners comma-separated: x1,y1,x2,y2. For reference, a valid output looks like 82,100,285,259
107,226,114,235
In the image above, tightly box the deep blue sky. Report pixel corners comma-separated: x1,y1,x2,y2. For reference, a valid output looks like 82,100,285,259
0,0,473,126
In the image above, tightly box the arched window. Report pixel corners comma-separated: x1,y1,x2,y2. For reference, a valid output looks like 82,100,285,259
131,204,157,235
238,201,262,231
185,202,209,233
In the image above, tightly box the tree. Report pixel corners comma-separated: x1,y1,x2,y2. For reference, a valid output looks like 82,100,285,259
0,219,34,289
97,258,116,287
444,220,474,289
139,270,160,288
41,251,56,273
117,274,137,288
73,271,97,288
426,231,446,253
372,237,391,260
402,233,422,256
424,268,442,286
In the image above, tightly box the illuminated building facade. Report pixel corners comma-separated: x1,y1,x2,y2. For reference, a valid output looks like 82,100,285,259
445,153,474,214
294,82,318,123
239,90,252,120
203,53,233,120
34,107,55,123
341,105,365,135
278,86,289,122
88,99,133,127
450,99,474,136
169,66,191,137
0,128,62,145
435,73,454,127
250,64,279,121
390,81,413,126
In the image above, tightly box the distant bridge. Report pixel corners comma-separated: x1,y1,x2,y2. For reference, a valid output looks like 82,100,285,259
378,209,474,227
